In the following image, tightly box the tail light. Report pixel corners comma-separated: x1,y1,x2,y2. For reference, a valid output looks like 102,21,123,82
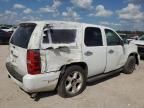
27,49,41,75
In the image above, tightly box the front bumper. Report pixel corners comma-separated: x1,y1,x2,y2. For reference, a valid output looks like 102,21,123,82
6,62,61,93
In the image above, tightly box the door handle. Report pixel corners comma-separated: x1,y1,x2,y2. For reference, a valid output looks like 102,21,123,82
108,49,114,54
84,51,93,56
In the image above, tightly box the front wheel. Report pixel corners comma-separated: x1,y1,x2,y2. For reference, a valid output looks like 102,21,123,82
123,56,136,74
57,65,87,98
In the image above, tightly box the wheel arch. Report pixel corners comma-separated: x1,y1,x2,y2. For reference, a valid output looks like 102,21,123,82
56,62,88,90
60,62,88,76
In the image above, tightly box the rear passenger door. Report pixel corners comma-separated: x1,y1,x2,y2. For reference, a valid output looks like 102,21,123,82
104,29,125,72
83,27,107,77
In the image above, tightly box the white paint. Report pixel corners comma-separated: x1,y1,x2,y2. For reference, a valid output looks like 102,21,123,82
6,20,138,93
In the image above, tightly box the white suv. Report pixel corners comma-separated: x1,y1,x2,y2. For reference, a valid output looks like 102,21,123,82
6,21,139,98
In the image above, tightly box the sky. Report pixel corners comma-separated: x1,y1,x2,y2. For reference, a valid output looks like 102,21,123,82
0,0,144,31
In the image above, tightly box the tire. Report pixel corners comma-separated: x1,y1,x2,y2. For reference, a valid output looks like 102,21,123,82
123,56,136,74
58,65,87,98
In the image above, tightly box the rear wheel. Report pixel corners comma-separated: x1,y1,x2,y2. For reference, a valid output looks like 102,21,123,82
58,65,87,98
123,56,136,74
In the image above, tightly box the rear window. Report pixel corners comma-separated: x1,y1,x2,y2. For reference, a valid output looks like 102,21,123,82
10,23,36,48
43,29,76,44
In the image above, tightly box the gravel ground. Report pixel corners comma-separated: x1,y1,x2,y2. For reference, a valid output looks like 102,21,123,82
0,45,144,108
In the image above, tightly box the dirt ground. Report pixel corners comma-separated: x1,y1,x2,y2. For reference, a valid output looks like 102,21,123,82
0,45,144,108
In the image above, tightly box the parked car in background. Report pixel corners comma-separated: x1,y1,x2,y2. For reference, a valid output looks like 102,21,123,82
0,29,12,44
0,26,16,34
6,21,139,98
139,35,144,40
1,26,13,32
131,35,144,59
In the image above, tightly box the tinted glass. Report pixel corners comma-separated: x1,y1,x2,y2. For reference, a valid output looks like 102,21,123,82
10,23,36,48
50,29,76,43
84,27,103,46
105,29,121,46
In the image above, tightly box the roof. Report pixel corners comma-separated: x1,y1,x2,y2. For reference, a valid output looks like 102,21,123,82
20,20,109,29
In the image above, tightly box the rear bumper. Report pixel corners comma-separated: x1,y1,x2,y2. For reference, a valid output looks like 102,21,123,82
6,62,61,93
6,62,23,82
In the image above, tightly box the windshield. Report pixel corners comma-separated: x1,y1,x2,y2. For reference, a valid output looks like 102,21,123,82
43,29,76,44
139,35,144,41
10,23,36,48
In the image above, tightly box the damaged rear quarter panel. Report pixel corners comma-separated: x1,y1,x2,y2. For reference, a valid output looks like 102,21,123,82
40,22,83,73
40,46,82,73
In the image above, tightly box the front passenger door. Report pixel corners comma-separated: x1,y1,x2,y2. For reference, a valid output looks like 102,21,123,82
104,29,125,72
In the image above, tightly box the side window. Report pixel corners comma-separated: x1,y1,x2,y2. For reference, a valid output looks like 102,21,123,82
42,29,76,44
105,29,121,46
84,27,103,46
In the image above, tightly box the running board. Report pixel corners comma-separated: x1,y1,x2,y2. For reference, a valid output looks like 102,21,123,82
87,68,123,83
